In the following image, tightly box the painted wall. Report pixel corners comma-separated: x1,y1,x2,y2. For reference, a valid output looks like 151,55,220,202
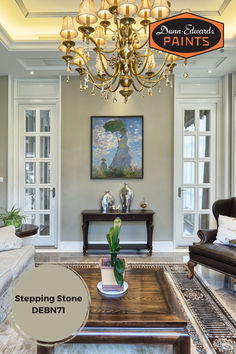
0,76,8,210
61,77,174,243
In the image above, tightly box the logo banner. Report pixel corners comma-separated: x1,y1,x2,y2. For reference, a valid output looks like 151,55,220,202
149,13,224,58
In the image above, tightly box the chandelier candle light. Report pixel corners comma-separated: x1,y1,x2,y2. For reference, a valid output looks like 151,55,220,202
59,0,187,103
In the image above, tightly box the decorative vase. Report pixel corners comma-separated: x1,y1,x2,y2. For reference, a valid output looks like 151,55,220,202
99,258,127,291
101,191,115,212
119,183,134,211
140,198,148,209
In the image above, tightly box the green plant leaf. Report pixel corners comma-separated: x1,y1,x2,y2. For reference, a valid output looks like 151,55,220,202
114,265,124,286
115,258,125,274
106,233,112,248
107,227,114,250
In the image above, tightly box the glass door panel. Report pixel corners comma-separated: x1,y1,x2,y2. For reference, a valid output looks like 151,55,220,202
175,104,216,246
40,137,50,158
199,110,210,131
25,137,36,158
19,105,56,246
25,110,36,132
25,162,36,184
184,136,195,158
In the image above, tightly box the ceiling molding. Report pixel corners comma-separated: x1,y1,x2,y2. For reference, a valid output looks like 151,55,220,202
15,0,28,17
17,58,64,71
0,24,11,49
26,12,78,19
218,0,232,15
215,57,227,68
15,0,232,18
171,11,220,17
0,25,59,50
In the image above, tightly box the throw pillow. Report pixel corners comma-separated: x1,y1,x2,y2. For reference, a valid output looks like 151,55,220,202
0,225,22,251
214,215,236,246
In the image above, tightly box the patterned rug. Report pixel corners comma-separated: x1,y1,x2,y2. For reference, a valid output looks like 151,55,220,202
36,261,236,354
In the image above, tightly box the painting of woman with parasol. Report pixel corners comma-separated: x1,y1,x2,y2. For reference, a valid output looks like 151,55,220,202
91,116,143,179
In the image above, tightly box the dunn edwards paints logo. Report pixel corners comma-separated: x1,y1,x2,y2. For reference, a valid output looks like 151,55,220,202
149,13,224,58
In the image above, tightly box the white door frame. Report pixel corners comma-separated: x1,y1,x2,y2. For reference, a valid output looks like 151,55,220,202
173,77,223,247
8,77,61,247
174,100,218,246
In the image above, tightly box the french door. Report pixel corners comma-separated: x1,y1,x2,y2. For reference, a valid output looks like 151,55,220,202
18,105,57,246
174,103,216,246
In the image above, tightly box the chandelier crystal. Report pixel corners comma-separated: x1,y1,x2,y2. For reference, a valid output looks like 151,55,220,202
59,0,186,103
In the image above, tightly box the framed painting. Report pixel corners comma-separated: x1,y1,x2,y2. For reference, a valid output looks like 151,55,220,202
91,116,143,179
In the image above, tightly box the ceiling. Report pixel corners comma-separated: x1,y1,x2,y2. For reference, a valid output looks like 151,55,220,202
0,0,235,78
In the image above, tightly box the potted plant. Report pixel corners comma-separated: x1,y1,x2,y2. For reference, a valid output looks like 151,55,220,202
99,217,126,291
0,206,25,229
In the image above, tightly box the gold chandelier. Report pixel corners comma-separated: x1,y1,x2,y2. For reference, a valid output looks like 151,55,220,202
59,0,187,103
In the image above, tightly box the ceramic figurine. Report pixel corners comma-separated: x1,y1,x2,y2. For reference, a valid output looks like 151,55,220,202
101,191,115,212
119,183,134,211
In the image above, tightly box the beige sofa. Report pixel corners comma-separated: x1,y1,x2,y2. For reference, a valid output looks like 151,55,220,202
0,226,35,322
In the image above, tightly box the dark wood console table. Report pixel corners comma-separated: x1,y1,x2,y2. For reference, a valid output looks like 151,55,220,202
15,224,38,238
82,209,154,256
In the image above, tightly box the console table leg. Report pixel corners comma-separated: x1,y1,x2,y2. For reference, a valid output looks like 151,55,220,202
146,219,154,256
82,218,89,256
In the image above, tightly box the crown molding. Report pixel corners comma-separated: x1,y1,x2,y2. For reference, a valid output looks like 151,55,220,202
15,0,28,17
0,25,60,50
14,0,232,18
218,0,232,15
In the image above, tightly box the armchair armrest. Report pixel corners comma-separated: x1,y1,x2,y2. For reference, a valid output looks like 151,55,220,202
197,229,217,244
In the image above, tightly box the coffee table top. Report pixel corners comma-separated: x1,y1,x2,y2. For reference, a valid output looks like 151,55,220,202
77,267,186,328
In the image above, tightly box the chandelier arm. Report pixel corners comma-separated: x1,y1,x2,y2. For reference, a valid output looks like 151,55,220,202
108,78,120,93
134,38,149,50
132,81,144,92
105,27,116,33
134,75,154,89
138,50,156,58
72,48,120,82
135,70,164,84
99,47,117,54
77,60,111,82
88,79,112,90
130,60,149,76
88,36,117,78
132,64,165,85
133,55,170,80
70,49,111,82
150,78,163,88
87,73,111,87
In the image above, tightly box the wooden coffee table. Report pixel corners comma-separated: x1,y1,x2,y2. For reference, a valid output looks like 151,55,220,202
37,267,190,354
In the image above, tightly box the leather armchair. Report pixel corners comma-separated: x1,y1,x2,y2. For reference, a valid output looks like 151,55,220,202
187,197,236,279
197,197,236,244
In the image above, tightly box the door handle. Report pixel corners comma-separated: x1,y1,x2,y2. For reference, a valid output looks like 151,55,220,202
178,187,186,198
50,188,56,198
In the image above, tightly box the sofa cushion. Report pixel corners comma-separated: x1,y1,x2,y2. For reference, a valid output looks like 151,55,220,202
0,245,35,280
0,226,22,251
0,266,13,297
189,243,236,267
215,214,236,246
